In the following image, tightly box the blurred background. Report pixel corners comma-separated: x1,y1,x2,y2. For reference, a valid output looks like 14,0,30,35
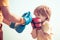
3,0,60,40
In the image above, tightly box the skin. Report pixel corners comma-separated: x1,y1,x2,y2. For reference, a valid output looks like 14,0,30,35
0,0,25,26
0,11,3,32
0,11,3,23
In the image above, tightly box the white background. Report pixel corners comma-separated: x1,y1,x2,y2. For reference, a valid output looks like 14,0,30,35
2,0,60,40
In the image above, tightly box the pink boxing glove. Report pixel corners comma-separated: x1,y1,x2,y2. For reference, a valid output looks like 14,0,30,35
31,18,42,30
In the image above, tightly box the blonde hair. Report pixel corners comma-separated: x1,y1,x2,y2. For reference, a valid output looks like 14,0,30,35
34,5,51,21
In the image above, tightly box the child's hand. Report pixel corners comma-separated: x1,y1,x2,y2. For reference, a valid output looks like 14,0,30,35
42,21,49,33
31,29,37,39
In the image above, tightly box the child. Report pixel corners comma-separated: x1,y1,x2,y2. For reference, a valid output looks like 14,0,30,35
31,5,52,40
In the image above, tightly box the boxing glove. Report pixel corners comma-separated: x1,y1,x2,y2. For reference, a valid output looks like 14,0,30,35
10,22,25,33
22,11,32,25
9,22,15,29
31,18,42,30
15,24,25,33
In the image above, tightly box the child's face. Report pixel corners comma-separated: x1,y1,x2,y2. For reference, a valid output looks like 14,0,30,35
34,13,46,22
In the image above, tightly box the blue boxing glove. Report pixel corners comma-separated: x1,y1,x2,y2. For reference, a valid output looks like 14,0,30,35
22,11,32,25
10,22,25,33
10,22,15,29
15,25,25,33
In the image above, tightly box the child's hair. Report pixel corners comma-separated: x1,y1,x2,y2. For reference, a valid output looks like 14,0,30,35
34,5,51,21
